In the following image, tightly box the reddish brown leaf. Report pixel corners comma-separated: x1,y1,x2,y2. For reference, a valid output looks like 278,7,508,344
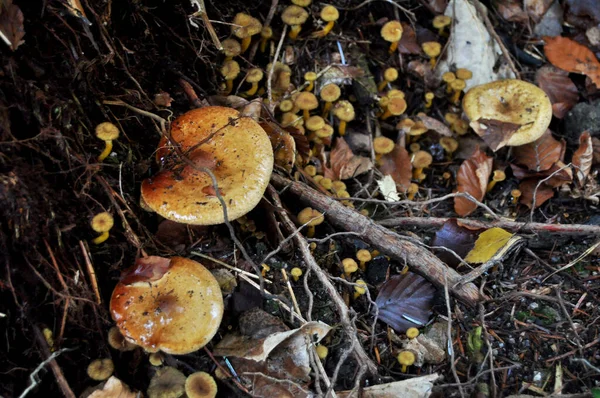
470,119,521,151
519,179,555,208
572,131,594,186
378,145,412,193
454,148,494,216
415,114,452,137
324,138,372,180
497,0,529,23
592,137,600,164
0,0,25,51
535,66,579,118
544,36,600,88
397,23,421,55
512,129,564,171
524,0,553,22
153,91,173,107
375,272,436,333
431,219,483,268
511,161,573,187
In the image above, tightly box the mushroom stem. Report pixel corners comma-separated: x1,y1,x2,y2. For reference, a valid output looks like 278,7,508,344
429,57,437,68
93,231,110,245
401,364,408,372
305,81,314,92
224,79,234,95
314,21,335,37
245,82,259,96
307,225,316,238
289,25,302,40
388,41,399,53
377,80,389,92
412,168,424,180
98,140,113,162
322,102,332,118
380,109,393,120
451,89,461,104
486,180,498,192
259,38,268,53
240,37,251,53
338,120,347,136
303,109,310,121
511,189,521,204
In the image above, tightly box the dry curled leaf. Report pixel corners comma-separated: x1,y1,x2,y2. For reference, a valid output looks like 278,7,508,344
512,129,564,172
535,66,579,118
0,0,25,51
324,137,372,180
497,0,529,23
261,121,297,172
378,145,412,193
470,119,521,152
415,114,452,137
454,147,493,216
592,137,600,164
519,178,555,208
376,272,436,333
524,0,553,22
511,161,573,187
431,219,483,268
397,22,421,55
88,376,136,398
544,36,600,88
572,131,593,186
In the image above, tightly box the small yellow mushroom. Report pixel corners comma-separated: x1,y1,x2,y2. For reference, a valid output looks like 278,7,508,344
407,182,419,201
433,15,451,35
424,92,435,108
342,258,358,278
406,327,419,339
353,279,367,299
378,67,399,92
312,5,339,38
316,344,329,359
304,71,318,92
332,100,355,136
297,207,325,238
356,249,371,271
320,83,341,118
397,350,415,372
91,212,114,244
381,21,403,53
450,78,466,104
422,41,441,68
291,267,303,282
259,26,273,53
221,60,240,95
511,189,522,204
486,170,506,192
95,122,120,162
244,68,264,96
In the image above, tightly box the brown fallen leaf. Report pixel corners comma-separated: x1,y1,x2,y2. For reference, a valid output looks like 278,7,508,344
544,36,600,88
0,0,25,51
261,121,297,172
431,219,483,268
454,147,494,216
378,145,412,193
512,129,564,172
519,178,555,208
524,0,553,22
511,161,573,188
592,137,600,164
88,376,137,398
535,66,579,118
497,0,529,23
470,119,521,151
572,131,593,186
415,114,452,137
324,137,372,180
398,22,421,55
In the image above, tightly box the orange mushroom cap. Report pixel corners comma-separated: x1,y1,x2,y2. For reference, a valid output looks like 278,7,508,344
141,107,273,225
110,256,224,355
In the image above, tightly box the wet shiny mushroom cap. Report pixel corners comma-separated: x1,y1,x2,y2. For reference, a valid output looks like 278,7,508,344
462,79,552,146
141,106,273,225
110,256,224,355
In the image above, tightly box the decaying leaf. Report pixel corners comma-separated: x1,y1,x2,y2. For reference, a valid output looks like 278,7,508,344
415,114,452,137
377,175,400,201
524,0,553,22
470,119,521,151
398,22,421,55
535,66,579,118
0,0,25,51
511,161,573,187
375,272,436,333
519,178,555,208
512,129,564,172
335,373,439,398
464,227,514,264
497,0,529,23
153,91,173,107
88,376,137,398
454,147,494,217
592,137,600,164
544,36,600,88
325,137,372,180
261,121,297,172
432,219,483,268
378,145,412,193
572,131,593,186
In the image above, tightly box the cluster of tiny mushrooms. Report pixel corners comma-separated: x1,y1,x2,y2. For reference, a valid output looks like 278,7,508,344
87,0,553,392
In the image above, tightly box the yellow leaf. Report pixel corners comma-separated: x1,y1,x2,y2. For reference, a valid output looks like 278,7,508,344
465,227,513,264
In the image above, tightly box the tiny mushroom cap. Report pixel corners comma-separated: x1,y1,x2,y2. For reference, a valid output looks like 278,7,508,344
397,350,416,372
406,327,420,339
292,0,311,6
316,345,329,359
290,267,303,281
453,119,470,135
406,121,428,137
304,71,318,83
373,136,395,155
148,352,165,366
91,212,114,233
96,122,120,141
342,258,359,274
148,366,187,398
316,124,334,138
492,170,506,181
185,371,218,398
110,256,224,354
356,249,372,264
331,180,346,193
319,178,333,189
279,99,294,112
321,5,339,21
306,116,326,132
412,150,433,169
354,279,367,295
387,89,405,99
445,112,459,124
442,71,456,84
387,97,407,115
456,68,473,80
141,107,273,225
221,38,241,59
320,83,341,103
232,13,262,52
450,78,466,92
282,5,309,38
261,26,273,39
422,41,441,58
462,79,553,146
432,15,451,31
246,68,264,83
384,67,399,82
295,91,319,119
298,207,325,227
221,60,240,80
425,92,435,101
108,326,137,351
333,100,355,122
440,137,459,154
381,20,403,52
87,359,114,381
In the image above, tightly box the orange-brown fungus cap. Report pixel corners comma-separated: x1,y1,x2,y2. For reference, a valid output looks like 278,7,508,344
96,122,119,141
232,13,262,39
456,68,472,80
422,41,441,57
433,15,451,29
440,137,458,153
384,68,398,82
321,5,339,21
110,256,224,355
333,100,355,122
462,79,552,146
412,150,433,168
387,97,407,116
185,371,218,398
373,136,395,155
221,39,241,58
282,5,309,26
298,207,325,226
246,68,264,83
381,21,403,43
442,72,456,84
306,116,325,131
141,106,273,225
294,92,319,111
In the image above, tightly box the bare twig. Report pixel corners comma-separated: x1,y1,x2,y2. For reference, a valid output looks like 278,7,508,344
444,272,465,398
79,241,101,305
